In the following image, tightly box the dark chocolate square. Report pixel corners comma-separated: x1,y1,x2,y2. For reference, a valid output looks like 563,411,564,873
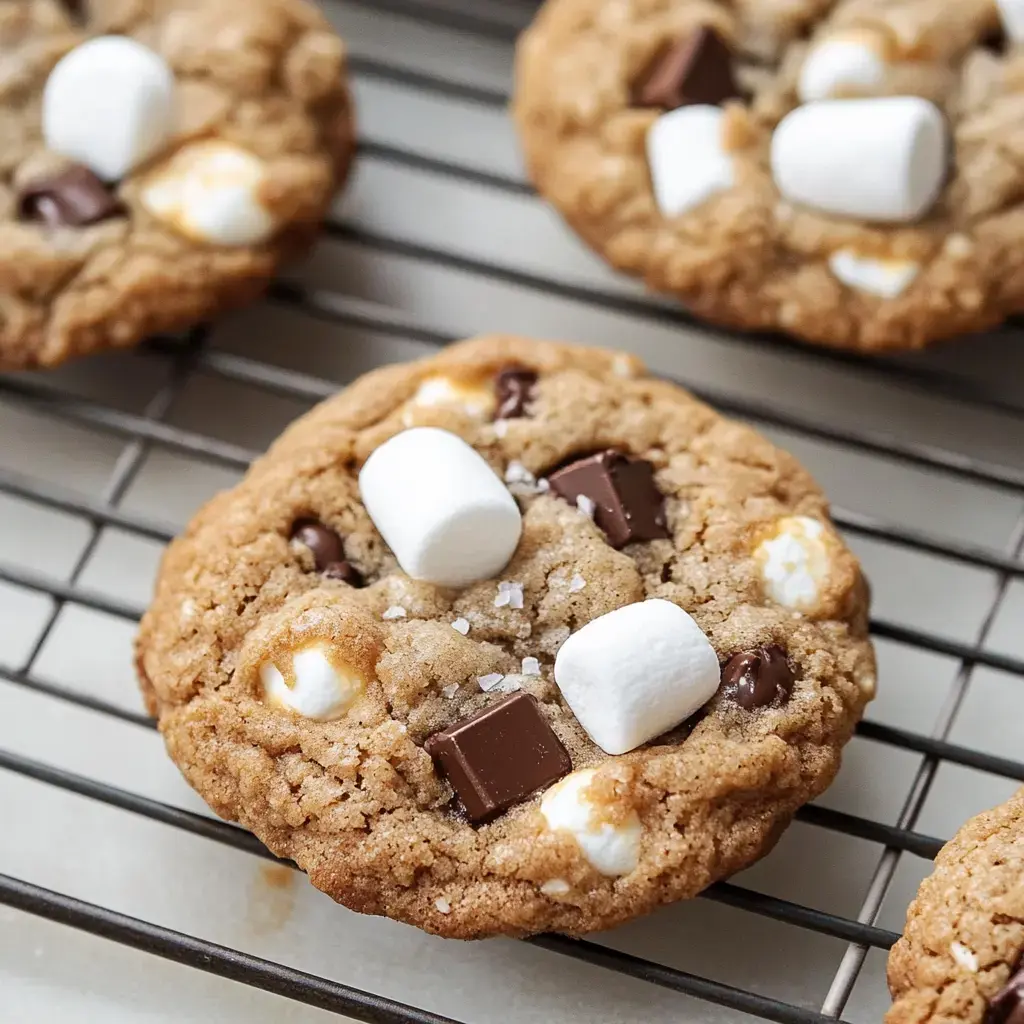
425,692,571,823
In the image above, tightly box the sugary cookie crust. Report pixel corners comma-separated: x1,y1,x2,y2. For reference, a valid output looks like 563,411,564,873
888,788,1024,1024
513,0,1024,351
137,335,875,938
0,0,353,368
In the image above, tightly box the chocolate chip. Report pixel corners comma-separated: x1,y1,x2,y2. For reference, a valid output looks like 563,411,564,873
548,450,669,549
18,165,123,228
635,26,741,110
323,560,365,587
989,964,1024,1024
425,692,572,823
723,645,795,710
494,366,537,420
290,518,345,572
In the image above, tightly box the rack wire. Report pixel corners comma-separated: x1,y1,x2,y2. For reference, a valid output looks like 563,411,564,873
2,1,1024,1021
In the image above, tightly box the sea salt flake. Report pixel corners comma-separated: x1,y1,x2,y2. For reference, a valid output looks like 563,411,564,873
577,494,596,518
493,419,509,438
505,460,535,486
382,605,407,620
478,673,505,692
434,896,451,914
522,656,541,676
441,683,460,699
451,617,471,635
569,573,586,593
494,581,524,610
541,879,571,896
951,941,978,972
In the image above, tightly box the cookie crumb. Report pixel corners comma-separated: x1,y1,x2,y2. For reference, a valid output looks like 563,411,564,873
569,573,586,593
434,896,451,914
382,605,407,620
451,617,471,635
522,656,541,676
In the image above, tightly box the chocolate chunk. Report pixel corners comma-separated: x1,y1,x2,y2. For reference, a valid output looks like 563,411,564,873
290,518,345,572
323,560,365,587
635,26,741,110
724,645,795,710
18,165,123,228
548,450,669,549
425,692,571,823
989,964,1024,1024
495,366,537,420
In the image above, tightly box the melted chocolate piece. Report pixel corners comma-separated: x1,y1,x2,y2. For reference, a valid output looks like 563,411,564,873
18,164,123,227
723,645,795,710
494,366,538,420
635,26,741,110
322,560,365,587
290,518,345,572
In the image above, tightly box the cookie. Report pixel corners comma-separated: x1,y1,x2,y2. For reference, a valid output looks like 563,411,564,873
513,0,1024,352
136,335,876,938
888,788,1024,1024
0,0,353,369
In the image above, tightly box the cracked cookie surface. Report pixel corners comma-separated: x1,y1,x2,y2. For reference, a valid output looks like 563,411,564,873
514,0,1024,351
0,0,353,368
888,788,1024,1024
137,335,875,938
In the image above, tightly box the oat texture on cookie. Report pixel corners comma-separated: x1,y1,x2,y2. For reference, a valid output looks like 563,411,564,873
887,788,1024,1024
0,0,354,368
137,335,875,938
514,0,1024,351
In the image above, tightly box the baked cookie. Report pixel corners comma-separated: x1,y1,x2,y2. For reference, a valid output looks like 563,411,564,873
136,335,876,938
0,0,353,368
514,0,1024,352
888,788,1024,1024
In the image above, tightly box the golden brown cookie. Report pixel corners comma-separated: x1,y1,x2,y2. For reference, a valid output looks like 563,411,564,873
136,335,876,938
0,0,354,368
513,0,1024,352
888,788,1024,1024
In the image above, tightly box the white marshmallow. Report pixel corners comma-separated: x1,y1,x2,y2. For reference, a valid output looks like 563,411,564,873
798,37,886,102
359,427,522,588
828,250,920,298
771,97,948,223
647,105,734,218
755,516,833,612
43,36,175,181
996,0,1024,43
260,643,363,721
540,769,642,876
553,598,720,755
140,141,275,246
410,376,495,417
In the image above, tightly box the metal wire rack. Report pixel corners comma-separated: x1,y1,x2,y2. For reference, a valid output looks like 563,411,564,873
2,1,1024,1021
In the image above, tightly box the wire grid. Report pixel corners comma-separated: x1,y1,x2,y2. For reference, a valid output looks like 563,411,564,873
2,1,1024,1021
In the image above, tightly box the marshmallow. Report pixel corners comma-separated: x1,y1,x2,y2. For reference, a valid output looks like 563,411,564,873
553,598,720,755
359,427,522,588
755,516,835,612
43,36,175,182
540,769,642,876
771,97,948,223
647,105,734,217
260,643,363,721
410,376,495,417
996,0,1024,43
828,250,920,298
140,141,275,246
798,36,886,102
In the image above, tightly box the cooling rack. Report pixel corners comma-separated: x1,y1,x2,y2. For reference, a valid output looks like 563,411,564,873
2,1,1024,1021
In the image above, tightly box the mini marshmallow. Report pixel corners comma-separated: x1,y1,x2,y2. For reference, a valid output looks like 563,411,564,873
260,643,363,721
828,250,920,298
140,140,275,246
411,376,495,417
43,36,175,181
553,598,720,755
755,516,834,612
647,105,734,218
771,97,948,223
540,769,642,876
359,427,522,588
798,36,886,102
996,0,1024,43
